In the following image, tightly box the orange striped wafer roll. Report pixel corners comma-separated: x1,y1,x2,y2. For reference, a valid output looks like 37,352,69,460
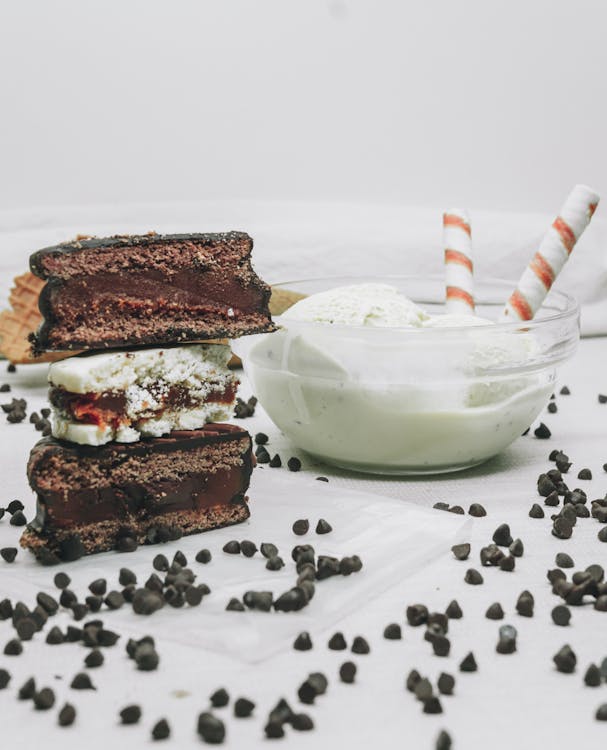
503,184,600,321
443,209,474,314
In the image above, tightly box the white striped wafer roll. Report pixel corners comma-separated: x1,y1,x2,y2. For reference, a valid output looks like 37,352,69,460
443,209,475,314
503,184,600,321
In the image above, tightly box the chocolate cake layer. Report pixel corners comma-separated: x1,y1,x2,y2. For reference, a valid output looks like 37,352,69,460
21,424,253,561
29,232,275,352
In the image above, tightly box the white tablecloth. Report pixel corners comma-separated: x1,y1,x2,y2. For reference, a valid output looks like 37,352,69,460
1,204,607,749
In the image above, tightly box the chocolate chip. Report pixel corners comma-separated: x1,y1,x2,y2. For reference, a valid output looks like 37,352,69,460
451,543,470,561
234,697,255,718
105,591,125,610
0,384,10,393
499,555,516,572
16,618,36,640
485,602,504,620
240,540,257,557
243,591,273,611
7,363,16,373
383,623,402,639
553,644,576,673
287,457,302,472
516,590,534,617
226,598,245,611
548,402,557,413
433,502,449,511
406,669,421,692
266,556,285,571
33,687,55,710
316,476,329,482
464,568,483,585
58,535,85,561
58,703,76,727
509,538,524,557
552,516,574,539
135,643,159,671
0,547,17,563
351,636,370,654
198,712,226,743
152,718,170,739
0,668,10,689
292,519,309,536
9,510,26,526
406,604,429,626
255,448,270,463
551,605,571,626
65,626,83,642
496,624,517,654
437,672,455,695
459,652,477,672
584,664,602,687
492,523,513,547
36,591,58,615
534,423,551,439
293,631,313,651
259,543,278,559
84,649,104,668
448,505,465,515
414,678,433,701
222,540,240,554
89,579,107,596
556,552,574,568
269,454,282,468
71,673,95,690
431,635,451,657
436,730,452,750
599,394,607,404
315,518,332,534
529,503,545,518
538,474,557,497
120,705,142,724
254,432,268,445
4,639,23,655
423,697,443,714
19,677,36,699
6,500,24,514
578,468,592,480
445,600,463,619
328,632,347,650
291,713,314,731
468,503,487,517
210,688,229,708
118,568,137,587
264,720,285,739
339,661,356,683
599,527,607,543
195,549,212,564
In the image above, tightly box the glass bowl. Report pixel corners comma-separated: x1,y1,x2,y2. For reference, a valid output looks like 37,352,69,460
232,276,579,475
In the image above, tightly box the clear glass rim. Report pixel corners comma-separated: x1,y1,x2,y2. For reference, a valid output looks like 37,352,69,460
271,274,580,335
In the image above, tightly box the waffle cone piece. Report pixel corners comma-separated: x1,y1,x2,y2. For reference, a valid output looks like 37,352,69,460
0,272,74,364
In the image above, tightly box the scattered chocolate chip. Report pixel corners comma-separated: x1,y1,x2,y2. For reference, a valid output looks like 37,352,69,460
451,543,470,561
233,697,255,718
9,510,26,526
243,591,273,611
445,600,463,619
255,448,270,464
553,644,576,673
88,579,107,596
492,523,513,547
195,549,212,564
534,423,551,439
423,696,443,714
287,457,302,472
58,703,76,727
120,704,142,724
499,555,516,572
118,568,137,586
269,454,282,468
16,618,36,641
7,363,16,373
464,568,483,585
529,503,545,518
19,677,36,699
459,652,477,672
406,669,421,692
548,402,557,413
433,502,449,511
315,518,332,535
0,547,17,563
266,556,285,571
509,538,524,557
559,385,570,395
3,639,22,655
135,642,159,671
448,505,465,515
260,543,278,559
85,649,104,668
468,503,487,517
53,572,70,589
577,468,592,480
406,604,429,627
552,516,574,539
339,661,356,683
414,678,433,701
293,632,313,651
240,540,257,557
516,590,534,617
437,672,455,695
292,519,309,536
496,624,517,654
599,394,607,404
328,632,347,650
351,636,370,655
71,673,95,690
210,688,229,708
223,540,241,555
436,730,452,750
316,476,329,482
0,384,10,393
485,602,504,620
383,623,402,639
152,718,170,739
0,668,10,689
105,591,125,610
198,712,226,743
551,605,571,626
292,712,314,731
598,527,607,543
584,664,602,687
34,687,56,710
254,432,268,445
556,552,574,568
264,720,285,739
226,598,245,611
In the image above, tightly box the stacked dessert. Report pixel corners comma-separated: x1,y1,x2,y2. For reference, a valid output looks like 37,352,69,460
20,231,274,563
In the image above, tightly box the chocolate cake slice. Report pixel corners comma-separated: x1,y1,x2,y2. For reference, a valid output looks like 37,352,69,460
29,232,275,352
21,424,253,562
